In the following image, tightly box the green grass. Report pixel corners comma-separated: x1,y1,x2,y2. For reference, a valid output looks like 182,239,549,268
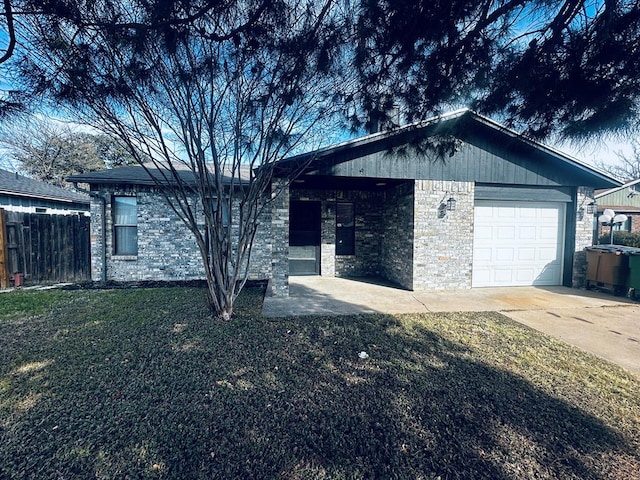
1,286,639,479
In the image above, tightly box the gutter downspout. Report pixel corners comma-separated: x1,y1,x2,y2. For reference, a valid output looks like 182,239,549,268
74,183,107,283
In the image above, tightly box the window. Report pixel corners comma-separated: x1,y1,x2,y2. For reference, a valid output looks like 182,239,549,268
336,202,355,255
113,196,137,255
214,198,230,228
199,198,230,228
613,216,632,232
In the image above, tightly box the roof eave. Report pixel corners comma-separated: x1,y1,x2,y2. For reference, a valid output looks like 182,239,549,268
0,189,89,204
595,178,640,199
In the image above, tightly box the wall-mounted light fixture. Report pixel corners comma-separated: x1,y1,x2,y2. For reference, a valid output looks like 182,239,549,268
446,196,456,211
586,202,596,214
438,194,457,219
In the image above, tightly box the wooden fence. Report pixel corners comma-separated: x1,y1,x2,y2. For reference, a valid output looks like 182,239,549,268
0,208,91,288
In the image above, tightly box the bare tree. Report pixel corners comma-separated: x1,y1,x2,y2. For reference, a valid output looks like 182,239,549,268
15,0,347,319
0,116,135,186
597,140,640,182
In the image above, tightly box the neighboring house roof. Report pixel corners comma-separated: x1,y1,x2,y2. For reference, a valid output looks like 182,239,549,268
67,163,252,186
0,168,90,205
594,178,640,212
595,178,640,199
276,109,620,189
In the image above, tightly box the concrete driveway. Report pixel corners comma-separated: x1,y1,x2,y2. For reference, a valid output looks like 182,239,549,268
263,276,640,375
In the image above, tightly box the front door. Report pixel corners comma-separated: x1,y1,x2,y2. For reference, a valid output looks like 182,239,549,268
289,201,321,275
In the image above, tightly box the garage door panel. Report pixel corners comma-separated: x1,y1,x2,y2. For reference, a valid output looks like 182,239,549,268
497,207,517,219
539,226,558,240
539,208,559,219
515,268,535,282
474,247,492,261
517,248,535,261
518,226,537,241
475,225,493,240
494,269,514,283
496,248,514,261
536,265,561,283
497,226,516,240
475,205,494,218
519,208,537,219
472,201,564,287
539,247,558,261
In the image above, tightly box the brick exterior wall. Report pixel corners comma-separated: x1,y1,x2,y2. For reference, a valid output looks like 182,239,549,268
89,185,272,283
88,179,593,296
380,182,414,289
573,186,596,287
269,179,289,297
631,214,640,234
412,180,475,290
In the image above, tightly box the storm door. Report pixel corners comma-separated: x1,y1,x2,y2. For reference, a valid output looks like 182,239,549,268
289,201,321,275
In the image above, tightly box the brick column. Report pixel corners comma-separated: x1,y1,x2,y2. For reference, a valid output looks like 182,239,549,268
413,180,475,290
90,193,106,282
321,200,336,277
572,186,596,287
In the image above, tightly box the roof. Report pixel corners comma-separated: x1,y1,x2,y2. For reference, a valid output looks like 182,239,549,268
275,109,621,189
595,178,640,199
0,168,90,205
67,110,621,190
67,163,252,186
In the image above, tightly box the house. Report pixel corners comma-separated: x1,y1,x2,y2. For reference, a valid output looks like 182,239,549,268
594,178,640,239
0,168,90,214
67,109,620,296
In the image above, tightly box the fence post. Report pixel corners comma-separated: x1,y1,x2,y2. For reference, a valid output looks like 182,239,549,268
0,208,8,288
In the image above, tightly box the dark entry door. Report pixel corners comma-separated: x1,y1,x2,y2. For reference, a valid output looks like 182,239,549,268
289,201,321,275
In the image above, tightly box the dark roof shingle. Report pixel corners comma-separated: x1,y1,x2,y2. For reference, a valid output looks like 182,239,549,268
0,168,89,204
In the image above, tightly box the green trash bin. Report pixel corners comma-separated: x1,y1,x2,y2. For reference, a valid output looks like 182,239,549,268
628,253,640,300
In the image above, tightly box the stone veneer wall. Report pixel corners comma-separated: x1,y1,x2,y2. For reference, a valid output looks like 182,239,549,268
572,186,596,287
89,185,272,283
380,182,415,289
89,194,106,282
412,180,475,290
269,180,289,297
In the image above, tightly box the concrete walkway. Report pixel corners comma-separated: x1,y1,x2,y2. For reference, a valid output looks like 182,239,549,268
263,276,640,375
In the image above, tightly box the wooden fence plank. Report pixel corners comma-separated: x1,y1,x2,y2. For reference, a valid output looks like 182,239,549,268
0,208,8,288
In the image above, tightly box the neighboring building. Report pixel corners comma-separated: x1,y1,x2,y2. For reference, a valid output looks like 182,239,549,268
0,168,90,215
68,109,620,296
594,178,640,238
0,169,91,287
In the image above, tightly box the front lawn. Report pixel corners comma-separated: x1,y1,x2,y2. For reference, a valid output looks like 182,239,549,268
1,286,639,479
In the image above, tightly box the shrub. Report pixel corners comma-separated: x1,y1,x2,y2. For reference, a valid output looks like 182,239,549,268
597,231,640,248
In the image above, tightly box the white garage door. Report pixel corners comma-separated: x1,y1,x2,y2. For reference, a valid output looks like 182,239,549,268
472,201,565,287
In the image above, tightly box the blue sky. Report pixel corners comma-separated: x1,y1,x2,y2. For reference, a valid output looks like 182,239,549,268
0,3,635,174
